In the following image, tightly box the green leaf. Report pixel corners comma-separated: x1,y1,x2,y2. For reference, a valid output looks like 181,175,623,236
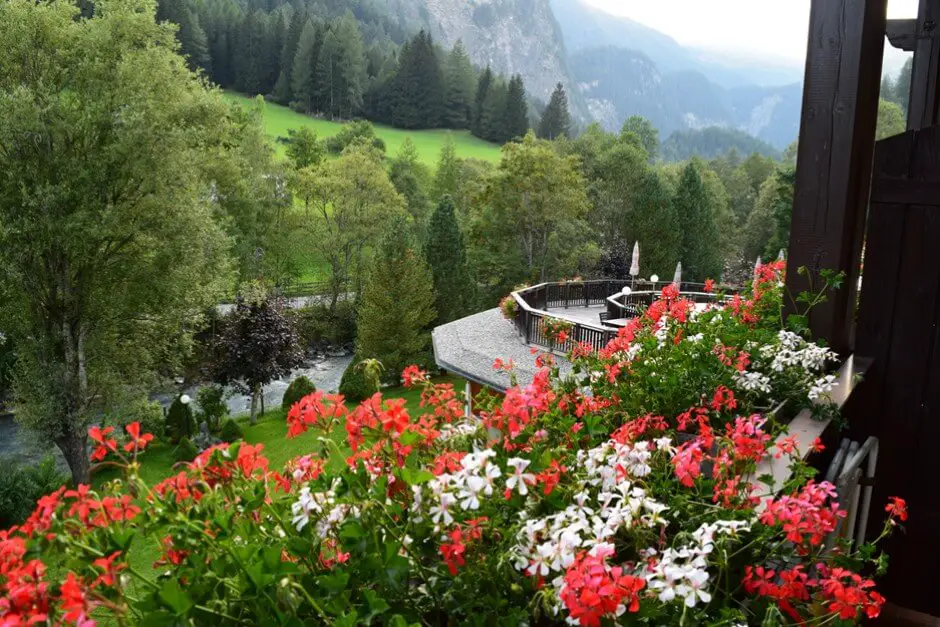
317,572,350,595
399,467,435,485
363,589,390,622
340,520,366,541
334,611,359,627
397,430,422,446
159,579,193,616
138,610,176,627
263,546,282,572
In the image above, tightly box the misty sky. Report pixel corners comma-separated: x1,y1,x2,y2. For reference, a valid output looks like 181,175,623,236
584,0,918,67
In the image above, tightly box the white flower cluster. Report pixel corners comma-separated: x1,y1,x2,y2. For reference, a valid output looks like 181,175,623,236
807,373,839,401
438,417,483,442
291,480,361,538
511,440,670,593
732,369,773,394
512,482,666,588
426,449,502,527
760,330,839,373
644,519,752,609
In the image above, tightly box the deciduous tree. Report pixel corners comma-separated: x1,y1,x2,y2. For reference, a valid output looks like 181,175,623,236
213,291,303,424
0,0,234,483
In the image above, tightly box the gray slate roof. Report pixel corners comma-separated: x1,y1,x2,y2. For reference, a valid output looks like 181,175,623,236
432,309,572,391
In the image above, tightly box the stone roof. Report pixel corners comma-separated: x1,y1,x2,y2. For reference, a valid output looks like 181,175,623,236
432,309,572,391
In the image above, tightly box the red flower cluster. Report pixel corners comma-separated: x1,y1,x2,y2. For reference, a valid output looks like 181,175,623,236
89,422,154,462
286,391,348,438
439,519,487,576
743,563,885,622
560,548,645,627
885,496,908,522
759,481,845,550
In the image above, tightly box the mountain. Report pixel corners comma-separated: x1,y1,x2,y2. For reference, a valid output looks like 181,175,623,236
571,45,801,149
414,0,581,110
549,0,802,89
661,127,781,162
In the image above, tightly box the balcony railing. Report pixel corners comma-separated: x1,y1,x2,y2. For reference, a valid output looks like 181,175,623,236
511,280,730,353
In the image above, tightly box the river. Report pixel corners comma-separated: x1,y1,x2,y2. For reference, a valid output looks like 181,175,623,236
0,353,354,466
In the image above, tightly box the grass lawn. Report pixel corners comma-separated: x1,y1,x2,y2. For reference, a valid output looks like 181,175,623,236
93,376,461,585
222,92,502,167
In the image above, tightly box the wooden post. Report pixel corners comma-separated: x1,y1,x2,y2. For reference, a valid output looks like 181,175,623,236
785,0,887,355
908,0,940,130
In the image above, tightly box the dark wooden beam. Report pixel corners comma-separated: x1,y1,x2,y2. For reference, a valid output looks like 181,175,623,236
908,0,940,129
785,0,887,356
887,19,918,51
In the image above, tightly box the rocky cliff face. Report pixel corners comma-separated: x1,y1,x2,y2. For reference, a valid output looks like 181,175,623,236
419,0,574,104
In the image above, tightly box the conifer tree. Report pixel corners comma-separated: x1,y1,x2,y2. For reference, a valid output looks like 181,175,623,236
503,74,529,141
442,40,476,129
234,11,268,94
332,12,367,118
424,196,473,325
273,9,306,103
674,162,722,281
156,0,211,73
267,13,285,94
537,82,571,140
478,78,507,142
389,30,444,128
629,170,681,278
433,136,461,200
357,217,436,382
472,66,493,136
291,19,320,113
315,27,339,115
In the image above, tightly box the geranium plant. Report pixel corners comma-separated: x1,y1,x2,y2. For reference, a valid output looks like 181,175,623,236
0,262,902,627
542,316,574,347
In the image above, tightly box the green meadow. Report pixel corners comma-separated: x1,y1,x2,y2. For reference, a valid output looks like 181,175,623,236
222,92,503,167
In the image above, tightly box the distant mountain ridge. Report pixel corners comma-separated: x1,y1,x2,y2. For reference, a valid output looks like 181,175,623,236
549,0,802,149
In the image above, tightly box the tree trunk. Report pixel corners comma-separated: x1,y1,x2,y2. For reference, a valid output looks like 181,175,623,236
249,384,260,425
57,428,91,485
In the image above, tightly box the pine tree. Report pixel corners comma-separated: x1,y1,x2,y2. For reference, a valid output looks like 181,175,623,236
478,78,507,142
673,162,722,282
291,19,320,113
388,30,444,129
273,9,305,103
314,27,339,116
630,170,681,278
472,65,493,136
332,12,367,118
503,74,529,141
537,82,571,140
442,40,475,129
156,0,211,73
357,217,436,382
433,136,461,200
424,196,472,325
266,13,285,94
234,11,268,94
895,57,912,113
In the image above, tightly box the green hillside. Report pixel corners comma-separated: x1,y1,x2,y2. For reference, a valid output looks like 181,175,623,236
223,92,502,166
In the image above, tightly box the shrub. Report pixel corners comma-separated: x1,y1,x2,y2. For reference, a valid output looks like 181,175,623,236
324,120,385,155
197,385,228,431
338,358,378,403
282,376,316,412
0,456,68,528
173,437,198,463
166,395,196,443
218,418,244,443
